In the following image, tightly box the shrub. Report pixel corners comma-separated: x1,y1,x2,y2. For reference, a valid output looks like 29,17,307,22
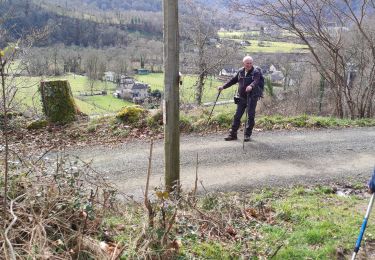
265,76,274,97
211,112,232,128
147,109,163,128
289,114,309,127
116,106,147,124
180,114,194,132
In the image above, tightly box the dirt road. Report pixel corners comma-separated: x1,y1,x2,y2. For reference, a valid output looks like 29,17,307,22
71,127,375,198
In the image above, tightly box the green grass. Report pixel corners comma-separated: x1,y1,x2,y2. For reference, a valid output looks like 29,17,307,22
74,98,108,115
217,29,308,53
78,95,133,113
178,109,375,132
13,74,119,115
109,186,375,259
256,114,375,129
218,30,260,38
262,188,372,259
238,39,308,53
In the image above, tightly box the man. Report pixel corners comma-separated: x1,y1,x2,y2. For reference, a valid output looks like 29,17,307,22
218,56,262,141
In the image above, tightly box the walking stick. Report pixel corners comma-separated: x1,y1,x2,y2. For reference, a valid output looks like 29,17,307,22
243,92,249,151
351,193,375,260
207,90,221,124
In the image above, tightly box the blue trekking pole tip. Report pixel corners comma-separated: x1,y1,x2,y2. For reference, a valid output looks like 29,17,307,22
351,193,375,260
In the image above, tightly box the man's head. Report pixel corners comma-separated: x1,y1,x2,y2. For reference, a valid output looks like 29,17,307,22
243,56,253,70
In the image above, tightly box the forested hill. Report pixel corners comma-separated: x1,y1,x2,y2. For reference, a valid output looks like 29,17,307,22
0,0,163,48
33,0,227,12
0,0,231,49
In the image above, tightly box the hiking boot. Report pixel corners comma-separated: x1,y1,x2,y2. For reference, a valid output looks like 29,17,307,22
224,134,237,141
244,135,251,142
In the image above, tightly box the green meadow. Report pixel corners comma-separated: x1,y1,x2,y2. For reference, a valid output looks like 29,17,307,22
13,74,129,115
218,29,308,53
218,30,260,38
237,39,308,53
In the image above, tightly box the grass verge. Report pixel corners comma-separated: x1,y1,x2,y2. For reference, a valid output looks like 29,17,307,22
106,186,375,259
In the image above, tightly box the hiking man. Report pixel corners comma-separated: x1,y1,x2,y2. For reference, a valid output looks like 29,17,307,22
218,56,263,141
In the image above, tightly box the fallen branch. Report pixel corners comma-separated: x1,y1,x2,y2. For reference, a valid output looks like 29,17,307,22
144,138,154,227
5,194,25,260
193,153,199,197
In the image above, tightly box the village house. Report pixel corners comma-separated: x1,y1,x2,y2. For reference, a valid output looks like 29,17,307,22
219,66,237,77
103,71,116,82
114,75,150,103
240,40,251,46
267,64,285,84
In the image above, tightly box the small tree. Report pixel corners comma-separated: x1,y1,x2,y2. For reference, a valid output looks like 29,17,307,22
0,28,49,223
265,76,274,98
84,53,106,95
181,0,239,105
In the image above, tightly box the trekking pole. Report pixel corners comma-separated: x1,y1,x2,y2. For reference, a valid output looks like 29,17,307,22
207,90,221,124
243,92,249,151
351,193,375,260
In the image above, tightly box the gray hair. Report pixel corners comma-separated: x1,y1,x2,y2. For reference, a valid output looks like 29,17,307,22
243,56,253,63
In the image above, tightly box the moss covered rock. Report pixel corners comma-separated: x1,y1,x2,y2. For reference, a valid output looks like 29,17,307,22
40,80,77,124
26,120,48,130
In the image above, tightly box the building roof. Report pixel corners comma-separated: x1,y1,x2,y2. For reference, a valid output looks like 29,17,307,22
132,83,149,90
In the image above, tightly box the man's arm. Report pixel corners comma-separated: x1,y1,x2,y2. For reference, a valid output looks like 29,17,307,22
218,71,239,91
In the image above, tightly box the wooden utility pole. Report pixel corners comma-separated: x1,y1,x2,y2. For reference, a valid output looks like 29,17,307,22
163,0,180,191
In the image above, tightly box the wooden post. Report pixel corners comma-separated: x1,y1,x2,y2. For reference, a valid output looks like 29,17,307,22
163,0,180,192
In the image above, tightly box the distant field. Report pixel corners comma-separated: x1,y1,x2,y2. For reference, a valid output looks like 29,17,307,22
14,74,130,116
240,40,308,53
77,95,133,113
218,29,308,53
218,30,260,38
134,73,237,104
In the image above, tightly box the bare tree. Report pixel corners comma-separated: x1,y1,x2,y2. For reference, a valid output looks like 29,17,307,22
1,15,49,223
84,52,106,95
181,0,238,105
231,0,375,118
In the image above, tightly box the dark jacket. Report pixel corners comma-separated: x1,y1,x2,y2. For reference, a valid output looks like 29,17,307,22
223,66,262,98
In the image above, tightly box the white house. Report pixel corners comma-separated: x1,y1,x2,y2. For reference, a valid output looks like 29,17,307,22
240,40,251,46
219,66,237,77
103,71,116,82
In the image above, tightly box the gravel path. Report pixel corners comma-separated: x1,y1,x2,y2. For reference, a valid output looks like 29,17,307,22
70,127,375,198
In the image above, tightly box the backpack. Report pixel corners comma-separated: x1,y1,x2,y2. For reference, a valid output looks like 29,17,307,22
235,66,265,98
251,66,265,97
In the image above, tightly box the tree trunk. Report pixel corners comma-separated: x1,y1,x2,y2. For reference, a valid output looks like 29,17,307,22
318,75,325,114
40,80,77,124
195,72,205,105
1,56,9,219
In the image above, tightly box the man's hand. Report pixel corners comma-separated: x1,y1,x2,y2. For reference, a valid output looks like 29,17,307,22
218,86,224,92
246,85,253,92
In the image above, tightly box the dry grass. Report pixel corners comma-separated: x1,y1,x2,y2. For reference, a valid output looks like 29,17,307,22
0,152,126,259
